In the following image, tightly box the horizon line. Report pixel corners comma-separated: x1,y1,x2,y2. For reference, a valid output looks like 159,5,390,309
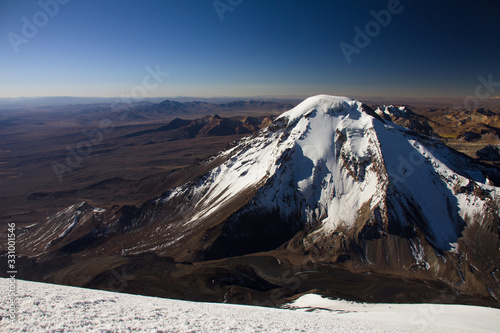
1,94,495,101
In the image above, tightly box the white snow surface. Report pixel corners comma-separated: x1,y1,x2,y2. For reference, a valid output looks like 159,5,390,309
2,279,499,332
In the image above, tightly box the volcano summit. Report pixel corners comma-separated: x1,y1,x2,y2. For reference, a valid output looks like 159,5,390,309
17,95,500,307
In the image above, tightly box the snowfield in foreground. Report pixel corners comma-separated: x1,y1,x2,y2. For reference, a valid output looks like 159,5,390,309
1,279,499,332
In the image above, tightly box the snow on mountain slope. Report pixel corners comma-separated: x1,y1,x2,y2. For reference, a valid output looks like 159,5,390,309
159,95,385,239
18,95,500,300
2,278,498,332
187,95,499,256
272,95,384,231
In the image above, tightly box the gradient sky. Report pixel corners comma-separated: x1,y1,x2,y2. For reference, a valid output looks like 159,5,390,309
1,0,499,98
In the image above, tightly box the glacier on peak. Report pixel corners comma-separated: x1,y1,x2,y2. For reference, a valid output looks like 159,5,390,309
20,95,500,292
277,95,359,126
193,94,499,255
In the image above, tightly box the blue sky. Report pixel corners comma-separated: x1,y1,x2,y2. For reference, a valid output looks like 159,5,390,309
1,0,499,98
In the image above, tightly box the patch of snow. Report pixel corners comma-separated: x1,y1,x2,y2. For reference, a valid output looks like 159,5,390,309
277,95,356,126
286,294,499,332
375,105,411,118
409,239,429,269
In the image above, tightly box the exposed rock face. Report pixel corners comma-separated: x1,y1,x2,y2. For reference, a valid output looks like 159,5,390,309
19,95,500,304
375,105,436,137
458,131,483,142
476,145,500,161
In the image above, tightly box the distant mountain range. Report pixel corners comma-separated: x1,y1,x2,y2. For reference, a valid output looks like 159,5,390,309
123,99,296,119
123,114,274,140
0,96,299,108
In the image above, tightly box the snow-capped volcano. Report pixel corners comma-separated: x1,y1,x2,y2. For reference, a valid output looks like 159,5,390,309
154,95,498,257
18,95,500,304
